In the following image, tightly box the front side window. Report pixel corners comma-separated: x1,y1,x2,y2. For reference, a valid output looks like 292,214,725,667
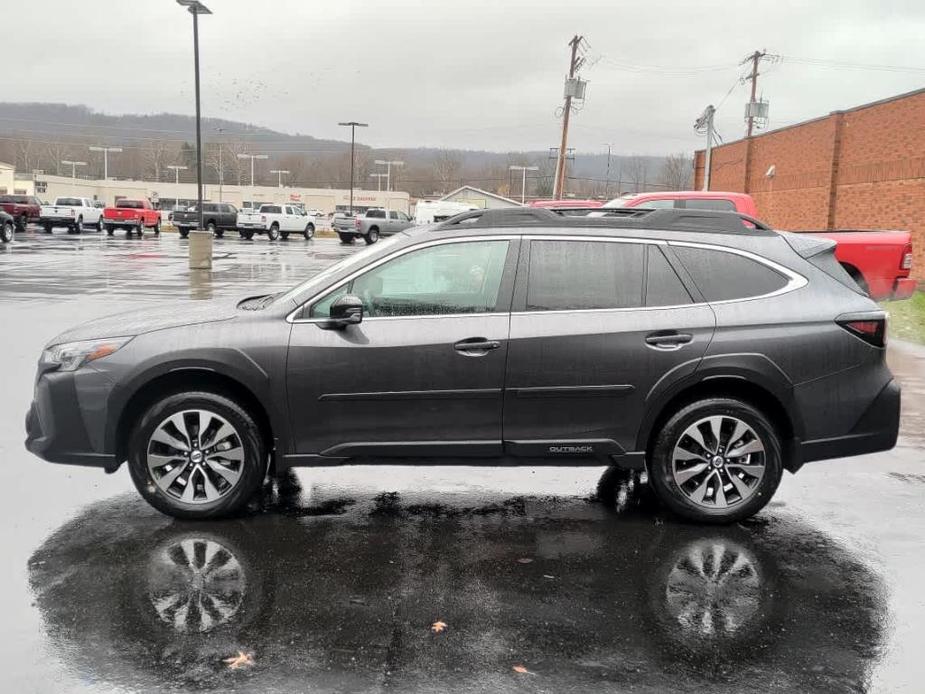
310,240,510,318
526,240,645,311
389,211,399,220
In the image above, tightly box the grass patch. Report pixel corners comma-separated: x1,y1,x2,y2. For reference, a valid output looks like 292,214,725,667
882,291,925,345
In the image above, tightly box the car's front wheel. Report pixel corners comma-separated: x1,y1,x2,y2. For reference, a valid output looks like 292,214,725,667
267,224,280,241
127,391,267,520
303,223,315,240
364,227,379,245
0,219,12,243
647,397,782,524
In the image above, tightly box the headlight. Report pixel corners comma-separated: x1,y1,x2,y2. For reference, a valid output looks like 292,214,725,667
42,337,133,372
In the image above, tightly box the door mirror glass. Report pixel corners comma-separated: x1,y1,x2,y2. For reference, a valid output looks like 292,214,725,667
325,294,364,329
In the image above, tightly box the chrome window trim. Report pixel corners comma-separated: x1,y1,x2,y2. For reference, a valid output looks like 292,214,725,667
287,235,518,324
287,233,807,324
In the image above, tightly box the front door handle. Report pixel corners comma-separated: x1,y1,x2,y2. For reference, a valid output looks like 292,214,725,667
454,337,502,355
645,331,693,348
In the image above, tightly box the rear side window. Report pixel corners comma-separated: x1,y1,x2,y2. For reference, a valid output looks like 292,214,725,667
672,245,788,301
682,198,736,211
56,198,83,207
646,246,692,306
526,240,645,311
262,205,282,214
367,209,386,219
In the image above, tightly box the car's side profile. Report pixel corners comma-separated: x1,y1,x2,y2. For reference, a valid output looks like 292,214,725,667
25,208,900,523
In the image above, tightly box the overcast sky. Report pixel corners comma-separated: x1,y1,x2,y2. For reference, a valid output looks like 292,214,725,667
5,0,924,155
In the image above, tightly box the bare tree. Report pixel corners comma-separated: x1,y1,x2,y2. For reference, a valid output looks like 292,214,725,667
659,153,692,191
432,150,462,194
624,156,649,194
14,139,37,173
41,141,77,176
144,140,176,181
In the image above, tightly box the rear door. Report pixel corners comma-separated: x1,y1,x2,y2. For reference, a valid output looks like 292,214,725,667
503,237,715,457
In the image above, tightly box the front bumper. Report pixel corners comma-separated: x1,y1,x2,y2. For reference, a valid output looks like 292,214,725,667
25,366,118,470
798,378,901,465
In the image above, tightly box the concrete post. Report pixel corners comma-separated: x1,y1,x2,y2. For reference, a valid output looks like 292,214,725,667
188,229,213,270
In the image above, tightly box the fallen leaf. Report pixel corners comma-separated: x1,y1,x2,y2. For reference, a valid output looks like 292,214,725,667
431,620,448,633
542,574,555,580
223,651,254,670
513,664,533,674
516,558,533,564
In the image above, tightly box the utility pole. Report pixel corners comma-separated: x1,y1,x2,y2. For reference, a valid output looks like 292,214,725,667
553,34,584,200
694,105,715,191
339,121,369,214
743,50,767,138
603,143,613,198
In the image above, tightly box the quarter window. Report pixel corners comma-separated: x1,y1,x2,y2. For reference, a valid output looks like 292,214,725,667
526,240,645,311
672,245,789,301
646,245,692,307
310,240,510,318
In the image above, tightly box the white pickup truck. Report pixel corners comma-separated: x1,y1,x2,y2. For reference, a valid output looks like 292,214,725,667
235,203,316,241
39,197,104,234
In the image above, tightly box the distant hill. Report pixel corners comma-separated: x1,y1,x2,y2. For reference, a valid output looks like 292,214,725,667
0,103,680,196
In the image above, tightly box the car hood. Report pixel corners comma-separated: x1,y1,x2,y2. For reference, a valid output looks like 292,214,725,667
47,300,241,347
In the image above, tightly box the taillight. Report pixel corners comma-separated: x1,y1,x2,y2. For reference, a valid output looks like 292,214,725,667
837,314,887,348
901,243,913,271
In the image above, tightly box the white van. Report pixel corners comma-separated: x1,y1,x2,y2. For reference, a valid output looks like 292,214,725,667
413,200,478,225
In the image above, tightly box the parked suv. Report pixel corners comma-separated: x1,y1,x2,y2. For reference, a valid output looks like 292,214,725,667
173,202,239,238
25,208,900,522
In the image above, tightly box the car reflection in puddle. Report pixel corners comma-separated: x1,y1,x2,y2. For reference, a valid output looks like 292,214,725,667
28,468,886,692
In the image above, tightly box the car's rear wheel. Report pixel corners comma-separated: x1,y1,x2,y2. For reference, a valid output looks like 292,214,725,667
153,219,161,236
127,391,266,520
241,230,254,240
267,224,280,241
96,219,103,232
105,225,114,236
43,223,53,234
214,229,224,239
303,223,315,240
1,220,12,243
15,215,26,231
178,228,190,239
647,397,782,524
206,221,216,235
364,227,379,245
338,233,355,245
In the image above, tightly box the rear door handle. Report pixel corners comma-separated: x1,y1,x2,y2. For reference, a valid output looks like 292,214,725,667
454,338,502,355
645,332,693,348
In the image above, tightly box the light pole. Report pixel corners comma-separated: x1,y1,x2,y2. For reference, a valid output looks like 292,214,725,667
270,169,290,188
369,173,388,192
338,121,368,214
61,160,87,180
167,165,188,208
603,143,614,198
374,159,404,192
176,0,211,230
509,165,539,205
88,146,122,180
237,153,268,187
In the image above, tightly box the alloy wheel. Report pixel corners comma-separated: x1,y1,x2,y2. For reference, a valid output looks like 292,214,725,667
671,415,766,509
146,409,246,504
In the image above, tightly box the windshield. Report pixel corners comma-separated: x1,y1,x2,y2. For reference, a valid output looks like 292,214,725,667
275,232,405,306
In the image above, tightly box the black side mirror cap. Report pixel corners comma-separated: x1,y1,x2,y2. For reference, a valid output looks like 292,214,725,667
324,294,364,329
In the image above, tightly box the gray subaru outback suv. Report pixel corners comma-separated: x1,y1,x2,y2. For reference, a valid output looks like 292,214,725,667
25,208,900,523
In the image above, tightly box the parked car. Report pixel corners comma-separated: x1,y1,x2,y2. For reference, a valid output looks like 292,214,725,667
341,208,415,245
0,194,42,231
173,202,239,238
39,197,103,234
414,200,478,225
604,191,915,301
102,199,161,237
235,203,315,241
332,212,357,238
25,207,900,522
0,210,13,243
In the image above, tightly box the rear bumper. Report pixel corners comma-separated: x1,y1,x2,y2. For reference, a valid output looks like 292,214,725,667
39,216,77,225
891,277,917,301
797,379,900,465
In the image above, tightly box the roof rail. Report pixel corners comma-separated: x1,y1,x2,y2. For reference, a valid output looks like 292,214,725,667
433,206,775,235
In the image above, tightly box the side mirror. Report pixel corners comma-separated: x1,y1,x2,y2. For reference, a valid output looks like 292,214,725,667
325,294,364,329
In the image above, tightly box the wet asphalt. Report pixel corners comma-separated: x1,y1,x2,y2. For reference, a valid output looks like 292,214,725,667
1,228,924,693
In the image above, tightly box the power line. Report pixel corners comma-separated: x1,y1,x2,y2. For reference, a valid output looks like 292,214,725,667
781,55,925,74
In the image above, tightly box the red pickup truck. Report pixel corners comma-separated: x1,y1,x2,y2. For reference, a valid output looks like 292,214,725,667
102,199,162,237
605,191,916,301
0,194,42,231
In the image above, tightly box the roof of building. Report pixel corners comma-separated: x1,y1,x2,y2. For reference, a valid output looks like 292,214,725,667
440,185,523,207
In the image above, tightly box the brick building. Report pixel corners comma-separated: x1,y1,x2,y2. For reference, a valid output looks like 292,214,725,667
693,87,925,282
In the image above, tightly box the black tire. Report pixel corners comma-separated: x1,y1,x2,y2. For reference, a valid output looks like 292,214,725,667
242,230,254,241
96,219,103,232
76,216,83,233
178,228,190,239
364,227,379,245
126,391,267,520
338,233,355,245
214,229,224,239
15,215,26,231
206,221,217,235
267,223,280,241
153,220,161,236
67,225,77,235
105,225,114,236
0,220,12,243
44,223,54,234
303,223,315,240
280,232,290,240
647,397,783,524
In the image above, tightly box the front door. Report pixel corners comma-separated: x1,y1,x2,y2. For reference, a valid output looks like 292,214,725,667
286,237,519,459
503,238,715,457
